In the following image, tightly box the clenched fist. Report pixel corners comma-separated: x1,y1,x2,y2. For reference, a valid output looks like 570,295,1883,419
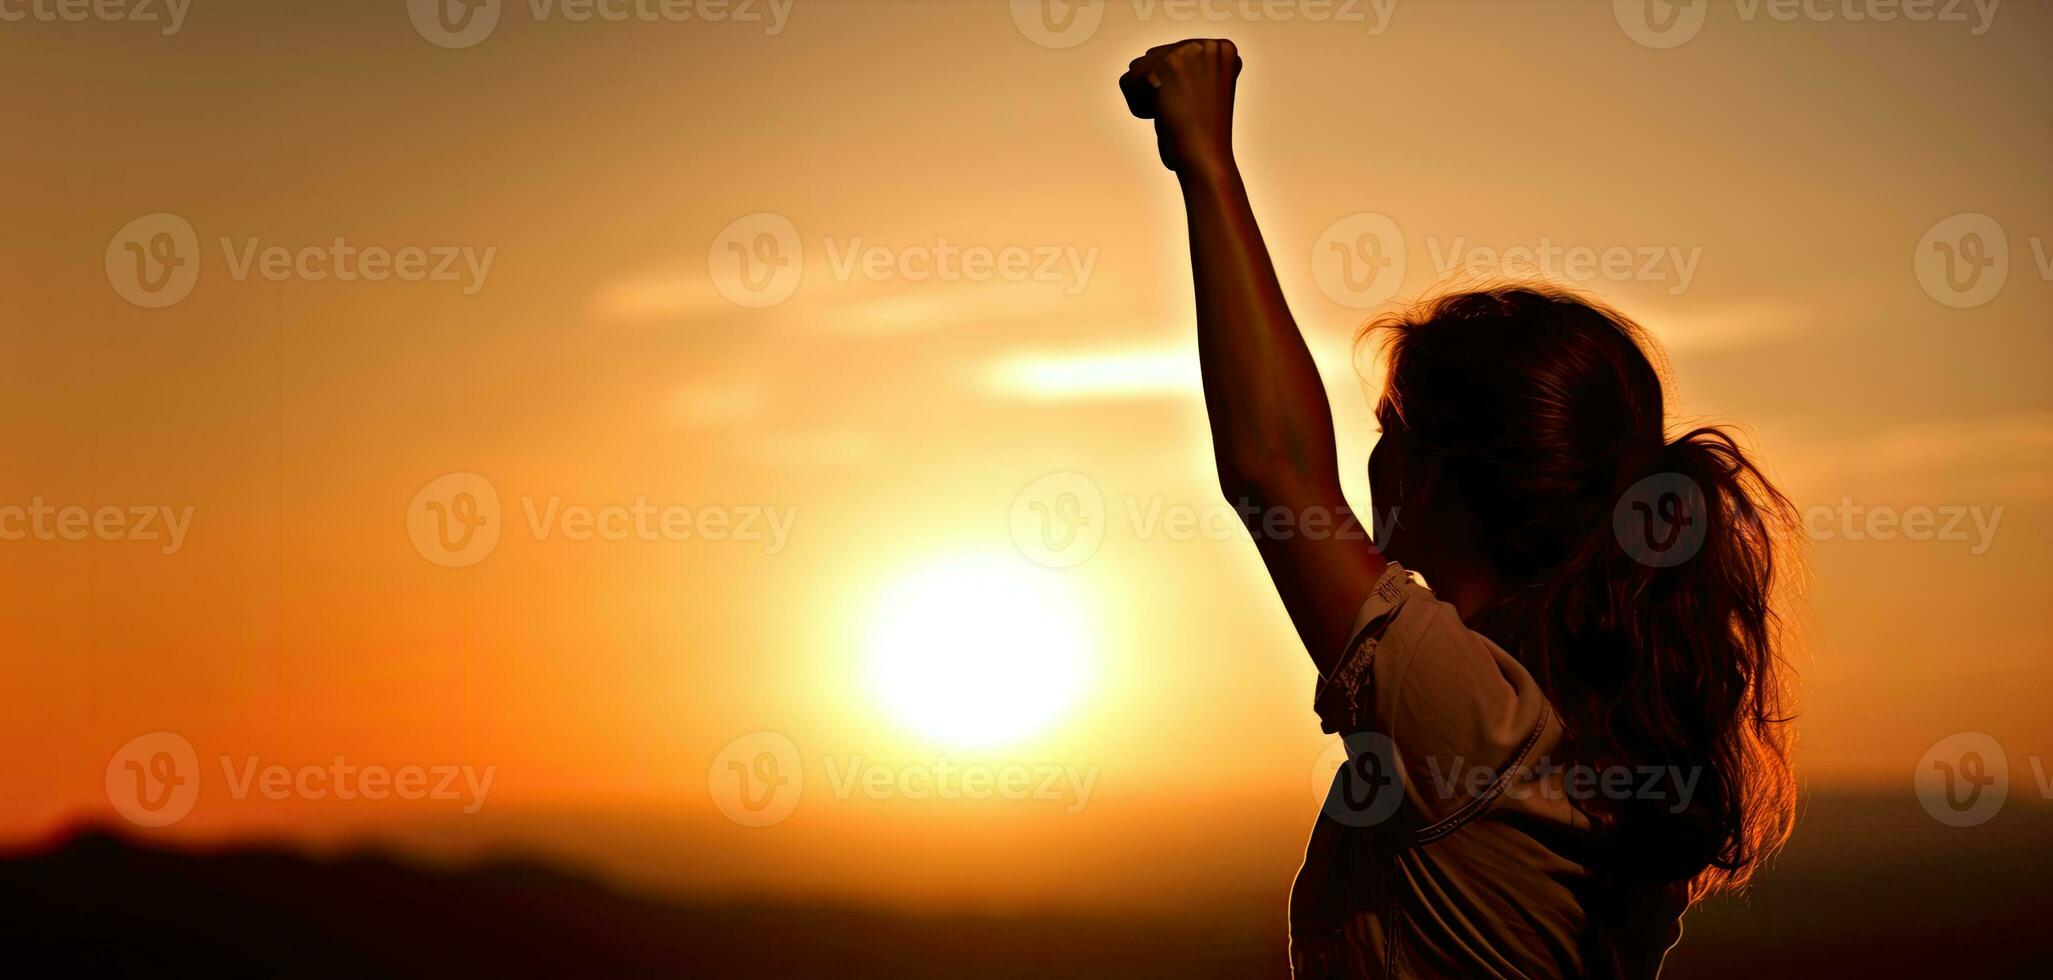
1119,38,1241,175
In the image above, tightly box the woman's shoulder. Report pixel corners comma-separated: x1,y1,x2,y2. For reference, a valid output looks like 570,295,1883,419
1315,564,1576,838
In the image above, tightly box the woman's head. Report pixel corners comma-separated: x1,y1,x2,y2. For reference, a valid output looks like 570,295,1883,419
1366,287,1668,579
1363,284,1797,899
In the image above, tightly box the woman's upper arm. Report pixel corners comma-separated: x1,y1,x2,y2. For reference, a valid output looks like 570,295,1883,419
1233,478,1388,677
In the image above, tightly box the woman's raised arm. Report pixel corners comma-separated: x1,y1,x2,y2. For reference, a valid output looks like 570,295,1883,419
1120,39,1386,674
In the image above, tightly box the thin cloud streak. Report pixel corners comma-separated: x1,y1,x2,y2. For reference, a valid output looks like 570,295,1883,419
982,347,1198,401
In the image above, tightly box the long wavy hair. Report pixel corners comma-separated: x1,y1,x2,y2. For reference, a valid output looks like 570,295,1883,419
1362,284,1798,900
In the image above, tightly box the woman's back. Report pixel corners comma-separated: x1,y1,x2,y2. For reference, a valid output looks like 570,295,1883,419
1289,564,1692,978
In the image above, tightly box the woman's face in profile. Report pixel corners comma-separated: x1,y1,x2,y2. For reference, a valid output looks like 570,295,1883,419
1366,412,1408,560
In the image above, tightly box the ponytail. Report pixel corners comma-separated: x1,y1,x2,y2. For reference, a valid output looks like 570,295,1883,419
1585,426,1797,899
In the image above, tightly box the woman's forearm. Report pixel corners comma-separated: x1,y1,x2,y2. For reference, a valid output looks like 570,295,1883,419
1180,161,1342,504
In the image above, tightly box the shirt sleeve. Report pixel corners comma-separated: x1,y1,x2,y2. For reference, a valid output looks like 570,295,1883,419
1313,563,1556,837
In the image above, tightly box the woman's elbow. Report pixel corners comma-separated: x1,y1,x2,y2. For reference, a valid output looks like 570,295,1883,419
1215,454,1273,505
1216,453,1306,507
1219,450,1345,515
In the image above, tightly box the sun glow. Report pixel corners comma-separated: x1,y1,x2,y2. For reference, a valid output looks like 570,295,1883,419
866,557,1091,748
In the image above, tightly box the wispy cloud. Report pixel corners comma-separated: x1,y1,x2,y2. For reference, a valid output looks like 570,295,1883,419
979,340,1368,404
743,426,880,469
1847,412,2053,473
666,382,768,427
591,258,1092,337
590,261,734,321
1638,300,1806,355
1784,410,2053,500
981,346,1199,401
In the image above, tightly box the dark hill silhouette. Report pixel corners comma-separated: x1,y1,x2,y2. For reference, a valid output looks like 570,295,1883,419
0,828,1279,979
3,791,2047,978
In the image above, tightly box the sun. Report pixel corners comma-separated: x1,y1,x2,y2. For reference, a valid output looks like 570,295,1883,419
866,556,1091,748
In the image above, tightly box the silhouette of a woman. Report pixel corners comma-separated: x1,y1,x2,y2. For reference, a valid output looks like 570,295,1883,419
1122,40,1797,979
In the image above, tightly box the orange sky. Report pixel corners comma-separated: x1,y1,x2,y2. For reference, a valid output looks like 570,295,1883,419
2,0,2049,913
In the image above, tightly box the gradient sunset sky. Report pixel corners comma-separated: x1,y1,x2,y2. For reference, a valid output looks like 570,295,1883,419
3,0,2048,913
